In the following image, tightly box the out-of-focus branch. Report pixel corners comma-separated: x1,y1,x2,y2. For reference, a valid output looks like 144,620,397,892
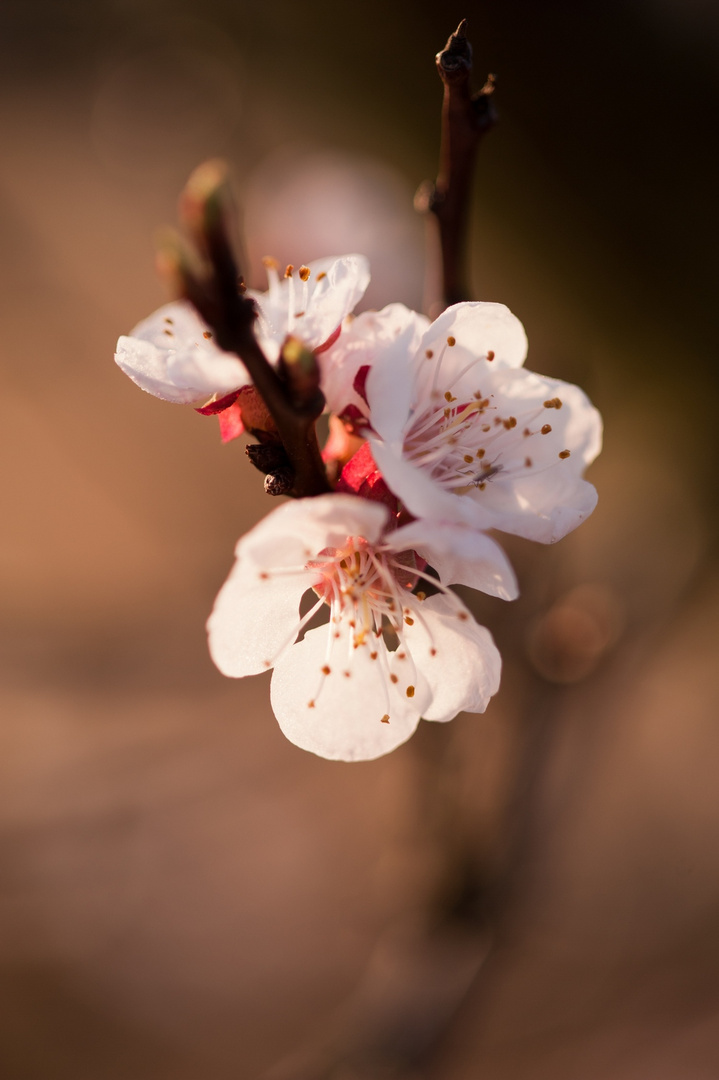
160,160,331,499
416,19,497,309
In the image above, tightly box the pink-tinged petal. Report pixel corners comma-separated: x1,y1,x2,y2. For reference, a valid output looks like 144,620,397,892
401,594,501,722
217,402,245,443
392,520,518,600
270,621,422,761
115,301,248,405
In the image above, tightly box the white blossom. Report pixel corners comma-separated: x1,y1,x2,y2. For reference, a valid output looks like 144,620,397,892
207,495,503,762
249,254,370,364
326,301,603,544
114,255,370,407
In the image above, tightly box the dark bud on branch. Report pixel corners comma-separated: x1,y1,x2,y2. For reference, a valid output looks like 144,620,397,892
263,468,294,497
436,17,472,81
278,335,323,414
245,441,290,474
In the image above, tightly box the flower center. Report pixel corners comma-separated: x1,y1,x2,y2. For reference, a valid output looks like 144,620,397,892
404,354,570,492
309,538,419,648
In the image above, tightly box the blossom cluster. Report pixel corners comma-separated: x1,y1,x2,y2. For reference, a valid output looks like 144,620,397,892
116,255,601,761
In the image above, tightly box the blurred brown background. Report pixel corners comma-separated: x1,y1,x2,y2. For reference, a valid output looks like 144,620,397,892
1,1,719,1077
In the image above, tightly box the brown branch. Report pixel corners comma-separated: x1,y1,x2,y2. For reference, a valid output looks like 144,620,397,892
417,19,497,309
165,161,331,499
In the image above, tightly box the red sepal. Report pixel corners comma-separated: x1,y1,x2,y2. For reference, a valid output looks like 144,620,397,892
337,442,398,518
195,389,241,416
352,364,371,405
314,324,341,354
217,401,245,443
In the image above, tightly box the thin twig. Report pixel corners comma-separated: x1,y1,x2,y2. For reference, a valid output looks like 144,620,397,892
417,19,497,309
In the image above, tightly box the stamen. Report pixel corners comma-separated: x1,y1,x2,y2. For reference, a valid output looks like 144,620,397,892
262,256,281,302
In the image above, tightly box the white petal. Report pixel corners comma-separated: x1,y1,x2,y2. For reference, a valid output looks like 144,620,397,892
371,438,493,529
207,495,392,678
402,594,501,722
320,303,429,417
364,321,423,442
270,621,422,761
250,254,370,361
392,520,518,600
462,369,603,542
416,302,528,388
115,301,249,404
245,494,390,562
208,564,309,678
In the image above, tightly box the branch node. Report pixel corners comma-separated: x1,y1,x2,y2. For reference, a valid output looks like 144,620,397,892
264,468,294,497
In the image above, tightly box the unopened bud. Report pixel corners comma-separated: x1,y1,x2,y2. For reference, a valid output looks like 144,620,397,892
279,335,321,407
179,159,232,246
154,227,203,302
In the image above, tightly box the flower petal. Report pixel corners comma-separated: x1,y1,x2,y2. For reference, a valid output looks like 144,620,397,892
208,563,309,679
371,438,493,529
321,303,429,419
415,302,528,389
250,254,370,363
460,369,603,542
270,620,422,761
115,301,249,404
207,495,392,678
392,520,519,600
401,593,501,722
